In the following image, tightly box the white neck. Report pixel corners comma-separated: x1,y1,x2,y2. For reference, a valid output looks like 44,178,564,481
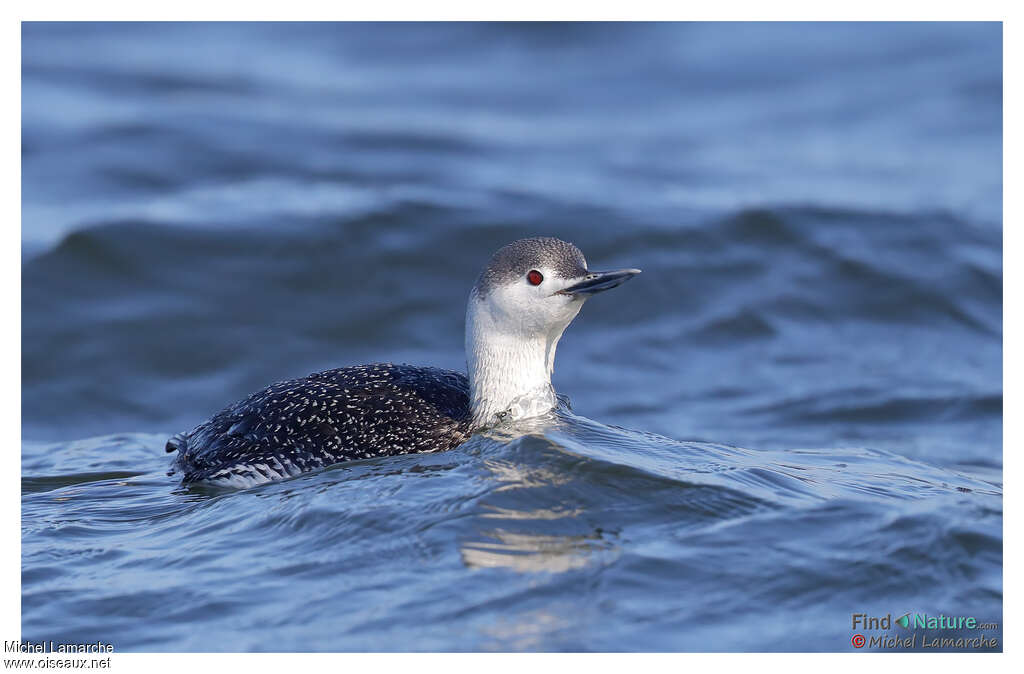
464,290,577,428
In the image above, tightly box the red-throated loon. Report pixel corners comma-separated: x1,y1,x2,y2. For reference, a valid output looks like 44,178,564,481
166,237,641,487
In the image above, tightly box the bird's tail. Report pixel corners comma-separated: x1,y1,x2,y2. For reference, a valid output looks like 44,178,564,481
165,432,188,453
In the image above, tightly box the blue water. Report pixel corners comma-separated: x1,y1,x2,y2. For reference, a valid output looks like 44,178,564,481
21,22,1002,651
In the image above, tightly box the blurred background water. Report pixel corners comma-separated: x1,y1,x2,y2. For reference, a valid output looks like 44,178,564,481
21,22,1001,651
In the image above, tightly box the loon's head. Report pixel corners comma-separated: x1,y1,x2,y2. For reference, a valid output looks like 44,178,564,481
465,237,640,428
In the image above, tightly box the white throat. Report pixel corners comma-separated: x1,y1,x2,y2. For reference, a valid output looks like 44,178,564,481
465,289,580,428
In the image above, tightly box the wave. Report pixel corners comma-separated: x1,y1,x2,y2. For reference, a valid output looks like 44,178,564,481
20,415,1001,650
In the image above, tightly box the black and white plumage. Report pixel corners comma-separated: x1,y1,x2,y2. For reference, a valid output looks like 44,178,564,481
168,237,640,487
167,364,471,487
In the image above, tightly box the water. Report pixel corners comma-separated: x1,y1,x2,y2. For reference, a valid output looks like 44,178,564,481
21,22,1002,651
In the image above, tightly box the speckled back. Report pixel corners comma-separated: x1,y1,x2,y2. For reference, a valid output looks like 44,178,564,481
168,363,472,487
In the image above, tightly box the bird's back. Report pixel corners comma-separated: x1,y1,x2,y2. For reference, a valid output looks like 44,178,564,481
167,363,472,487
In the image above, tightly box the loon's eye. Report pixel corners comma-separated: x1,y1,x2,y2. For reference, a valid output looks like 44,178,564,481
527,270,543,286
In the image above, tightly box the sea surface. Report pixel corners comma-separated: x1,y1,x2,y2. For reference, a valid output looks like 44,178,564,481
21,22,1002,651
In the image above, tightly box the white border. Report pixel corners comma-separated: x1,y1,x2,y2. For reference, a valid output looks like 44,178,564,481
6,3,1016,672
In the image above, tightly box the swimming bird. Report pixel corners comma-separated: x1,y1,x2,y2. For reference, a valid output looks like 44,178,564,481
167,237,640,487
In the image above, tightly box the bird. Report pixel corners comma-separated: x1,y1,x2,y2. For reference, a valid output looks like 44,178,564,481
166,237,640,487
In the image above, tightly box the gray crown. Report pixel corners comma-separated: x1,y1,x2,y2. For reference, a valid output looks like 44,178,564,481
474,237,588,297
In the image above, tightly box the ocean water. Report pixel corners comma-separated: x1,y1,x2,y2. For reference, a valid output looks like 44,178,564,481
21,22,1002,651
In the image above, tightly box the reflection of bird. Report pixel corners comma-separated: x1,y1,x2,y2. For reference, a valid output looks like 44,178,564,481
167,237,640,487
460,530,609,573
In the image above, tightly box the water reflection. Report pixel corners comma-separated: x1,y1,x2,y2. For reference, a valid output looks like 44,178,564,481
460,435,618,572
460,528,615,572
478,609,572,650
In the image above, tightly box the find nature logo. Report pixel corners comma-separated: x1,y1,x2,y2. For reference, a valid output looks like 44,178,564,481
851,611,998,650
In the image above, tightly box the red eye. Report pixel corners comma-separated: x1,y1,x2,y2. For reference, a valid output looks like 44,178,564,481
527,270,543,286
